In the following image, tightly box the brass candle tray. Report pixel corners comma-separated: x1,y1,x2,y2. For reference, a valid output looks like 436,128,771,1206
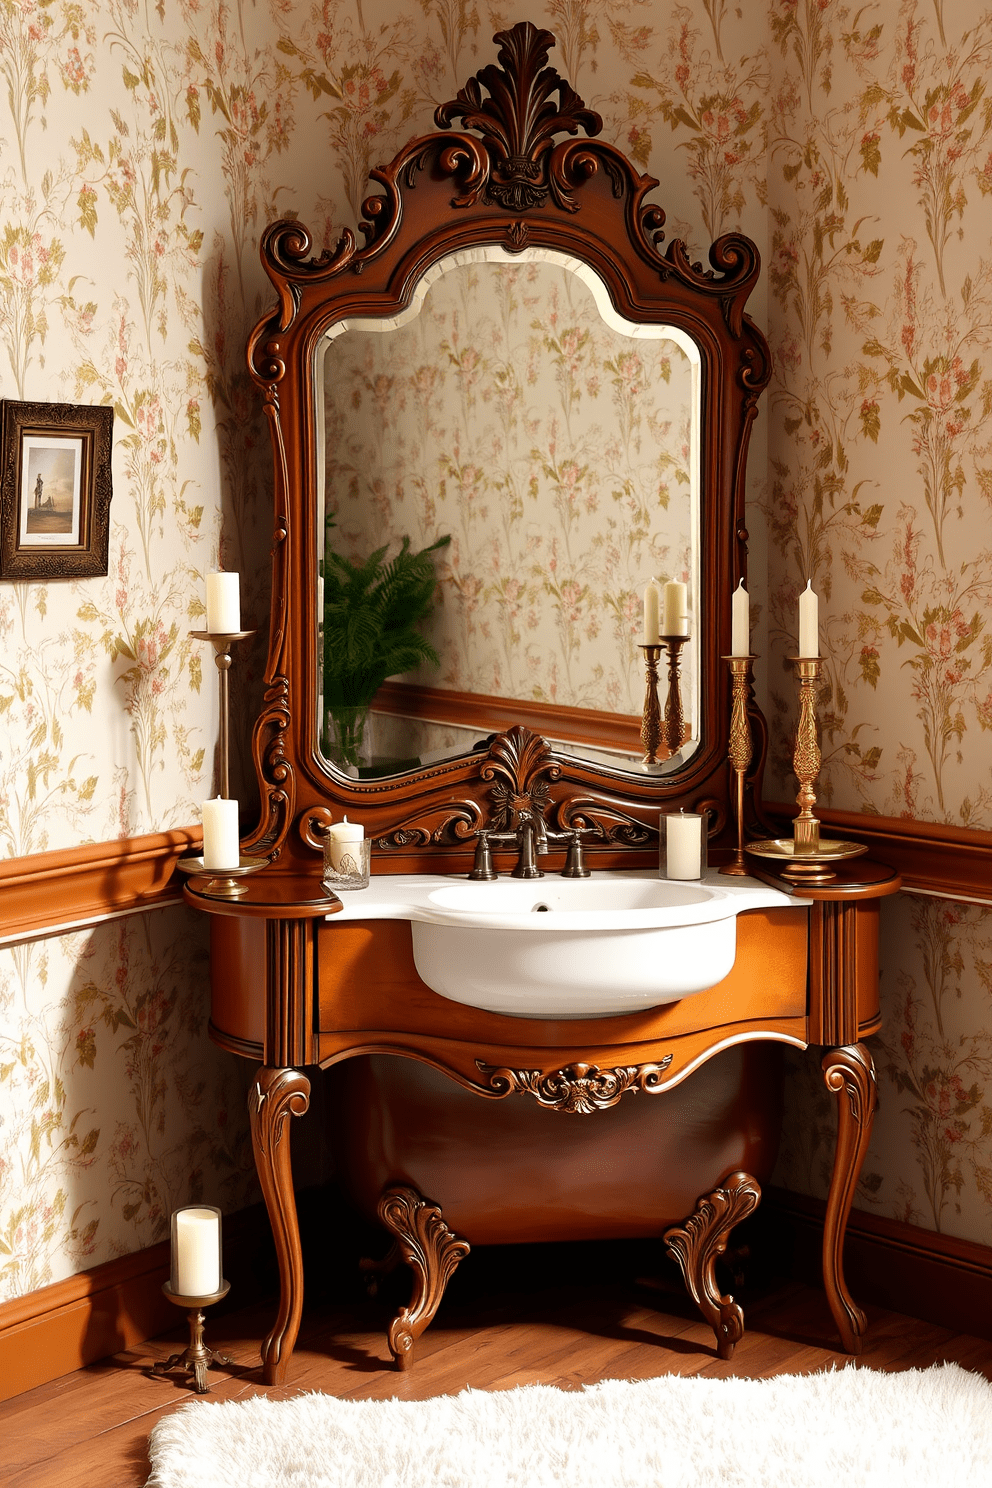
745,837,867,884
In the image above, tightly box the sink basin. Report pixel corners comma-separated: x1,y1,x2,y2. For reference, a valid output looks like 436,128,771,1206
413,874,752,1020
326,870,802,1022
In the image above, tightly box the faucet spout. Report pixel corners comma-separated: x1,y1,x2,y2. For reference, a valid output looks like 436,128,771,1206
511,816,546,879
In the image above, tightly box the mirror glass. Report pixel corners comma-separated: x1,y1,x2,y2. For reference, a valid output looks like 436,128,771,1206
317,247,701,779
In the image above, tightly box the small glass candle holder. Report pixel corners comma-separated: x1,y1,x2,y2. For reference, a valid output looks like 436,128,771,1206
322,834,371,890
660,810,707,880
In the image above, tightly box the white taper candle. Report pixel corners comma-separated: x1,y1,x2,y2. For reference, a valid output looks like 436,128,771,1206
731,579,749,656
798,579,819,658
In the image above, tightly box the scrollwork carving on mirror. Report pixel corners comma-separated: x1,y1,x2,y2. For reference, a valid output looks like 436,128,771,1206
245,21,772,874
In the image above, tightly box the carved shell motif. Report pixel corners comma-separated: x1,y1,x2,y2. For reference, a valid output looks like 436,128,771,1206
480,724,561,832
434,22,602,211
476,1059,674,1114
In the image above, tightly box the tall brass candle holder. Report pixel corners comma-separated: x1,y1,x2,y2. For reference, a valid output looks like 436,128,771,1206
746,655,866,883
637,642,664,766
661,634,688,755
189,628,256,799
184,628,269,897
719,655,755,877
151,1279,233,1393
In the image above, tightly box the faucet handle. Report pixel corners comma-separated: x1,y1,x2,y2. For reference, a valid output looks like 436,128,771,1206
561,826,592,878
468,827,498,881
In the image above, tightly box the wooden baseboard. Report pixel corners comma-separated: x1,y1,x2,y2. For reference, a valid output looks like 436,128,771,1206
767,1186,992,1341
0,1202,272,1403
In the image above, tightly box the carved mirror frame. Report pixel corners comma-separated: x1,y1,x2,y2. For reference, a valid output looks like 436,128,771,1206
245,22,772,874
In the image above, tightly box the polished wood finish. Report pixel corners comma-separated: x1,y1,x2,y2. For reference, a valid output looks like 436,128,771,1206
185,23,902,1387
243,21,773,876
5,1272,992,1487
664,1172,761,1360
766,801,992,903
330,1044,783,1250
820,1044,878,1354
371,1186,471,1370
768,1186,992,1344
249,1067,311,1385
0,826,199,942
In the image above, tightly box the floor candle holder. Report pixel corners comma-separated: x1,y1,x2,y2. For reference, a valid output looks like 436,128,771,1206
661,634,688,755
719,655,755,877
151,1280,232,1393
637,643,664,766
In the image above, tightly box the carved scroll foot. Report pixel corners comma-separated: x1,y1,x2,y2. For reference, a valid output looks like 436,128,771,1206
822,1043,877,1354
249,1066,310,1385
663,1171,761,1360
376,1185,470,1371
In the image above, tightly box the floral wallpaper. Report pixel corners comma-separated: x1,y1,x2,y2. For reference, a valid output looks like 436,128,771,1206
2,0,992,1307
323,253,697,734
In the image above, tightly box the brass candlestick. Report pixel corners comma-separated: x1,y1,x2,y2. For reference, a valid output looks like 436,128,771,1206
189,629,256,799
791,655,822,853
746,654,867,883
151,1280,232,1393
661,634,688,755
719,655,755,877
638,642,664,765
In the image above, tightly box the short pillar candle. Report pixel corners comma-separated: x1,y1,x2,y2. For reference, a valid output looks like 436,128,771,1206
171,1206,222,1297
205,572,241,635
662,809,705,880
201,797,239,870
326,815,364,873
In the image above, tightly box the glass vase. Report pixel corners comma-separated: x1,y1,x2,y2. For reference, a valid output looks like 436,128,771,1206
324,703,374,775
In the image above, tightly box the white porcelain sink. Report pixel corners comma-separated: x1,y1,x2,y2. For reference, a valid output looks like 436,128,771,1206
326,871,803,1021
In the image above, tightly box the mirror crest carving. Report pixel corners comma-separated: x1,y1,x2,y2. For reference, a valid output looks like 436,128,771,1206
246,22,772,873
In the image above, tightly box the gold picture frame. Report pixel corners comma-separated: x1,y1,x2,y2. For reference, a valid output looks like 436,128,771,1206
0,400,114,579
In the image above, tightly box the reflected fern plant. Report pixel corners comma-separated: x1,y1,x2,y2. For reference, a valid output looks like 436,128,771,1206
321,531,450,768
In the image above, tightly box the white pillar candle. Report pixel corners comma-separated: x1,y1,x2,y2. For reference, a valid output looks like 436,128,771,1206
173,1207,220,1297
202,797,240,869
326,815,364,873
205,571,241,634
798,579,819,658
665,810,703,880
643,577,661,644
663,580,689,637
731,579,750,656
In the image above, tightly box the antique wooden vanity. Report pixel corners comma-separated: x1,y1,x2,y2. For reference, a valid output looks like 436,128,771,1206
185,24,900,1386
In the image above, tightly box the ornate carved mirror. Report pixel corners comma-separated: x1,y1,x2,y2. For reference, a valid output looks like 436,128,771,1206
246,22,771,873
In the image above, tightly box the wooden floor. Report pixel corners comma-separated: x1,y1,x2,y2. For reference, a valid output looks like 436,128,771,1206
4,1239,992,1487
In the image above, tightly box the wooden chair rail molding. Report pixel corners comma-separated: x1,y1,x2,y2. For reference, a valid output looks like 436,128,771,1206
0,827,201,944
766,803,992,905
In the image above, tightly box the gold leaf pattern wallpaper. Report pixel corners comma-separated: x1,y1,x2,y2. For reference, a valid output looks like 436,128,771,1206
1,0,991,1304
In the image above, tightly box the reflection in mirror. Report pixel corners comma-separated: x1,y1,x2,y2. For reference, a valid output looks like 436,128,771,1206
317,247,700,779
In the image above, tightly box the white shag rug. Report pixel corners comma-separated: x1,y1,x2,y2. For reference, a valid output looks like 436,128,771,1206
145,1363,992,1488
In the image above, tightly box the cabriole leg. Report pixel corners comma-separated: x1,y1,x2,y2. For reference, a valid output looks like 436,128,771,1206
821,1042,877,1353
663,1171,761,1360
249,1065,310,1385
375,1185,470,1371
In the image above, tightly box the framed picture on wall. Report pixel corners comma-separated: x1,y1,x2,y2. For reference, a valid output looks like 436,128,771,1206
0,400,114,579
